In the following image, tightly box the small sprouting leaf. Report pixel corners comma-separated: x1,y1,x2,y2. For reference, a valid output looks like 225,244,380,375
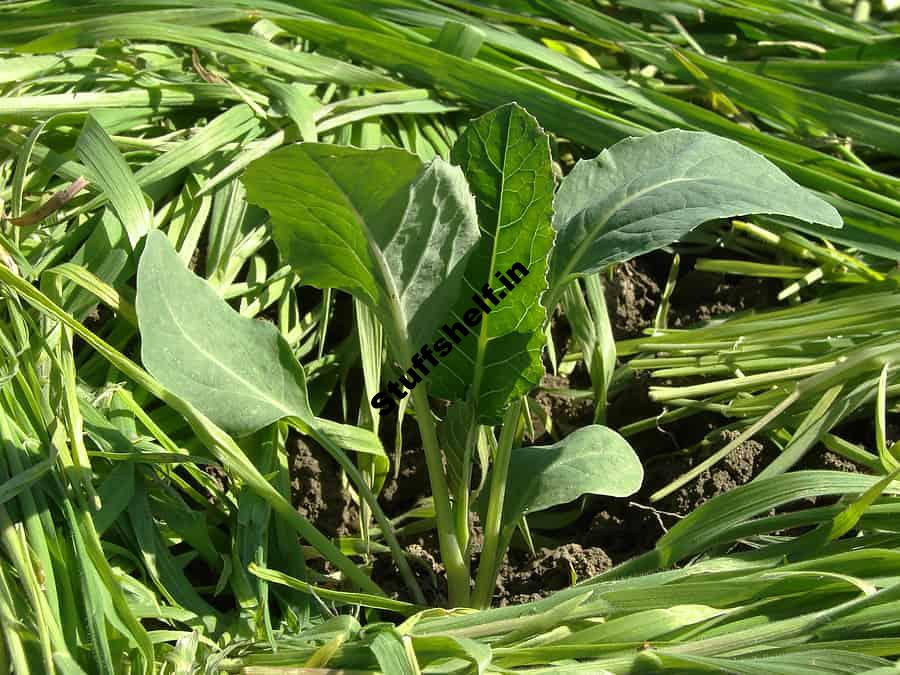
550,129,843,289
484,425,643,525
137,230,314,435
428,103,556,423
244,144,480,363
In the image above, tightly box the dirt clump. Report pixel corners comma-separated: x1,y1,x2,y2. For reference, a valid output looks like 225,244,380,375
381,444,430,514
495,544,612,606
373,540,445,607
605,259,661,339
670,265,776,327
290,435,358,537
533,373,594,440
644,430,778,516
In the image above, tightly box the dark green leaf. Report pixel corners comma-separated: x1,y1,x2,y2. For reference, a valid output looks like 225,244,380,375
244,144,480,362
428,103,555,422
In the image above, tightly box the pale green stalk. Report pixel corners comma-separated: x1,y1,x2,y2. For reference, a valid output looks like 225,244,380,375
473,399,522,609
410,386,468,607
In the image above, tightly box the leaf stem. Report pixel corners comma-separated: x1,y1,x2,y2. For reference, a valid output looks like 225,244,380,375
543,280,570,329
454,419,479,556
300,421,427,605
410,385,469,607
473,399,522,609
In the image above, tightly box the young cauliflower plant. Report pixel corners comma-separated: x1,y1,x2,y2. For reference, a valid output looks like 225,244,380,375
134,103,841,608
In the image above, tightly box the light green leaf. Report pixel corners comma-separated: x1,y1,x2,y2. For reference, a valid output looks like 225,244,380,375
411,634,492,674
428,103,556,423
370,630,419,675
246,144,420,303
558,605,722,645
136,229,395,475
248,564,422,616
264,80,319,142
243,144,480,362
312,416,389,480
550,129,843,289
137,230,313,436
75,114,151,248
486,425,643,525
648,649,894,675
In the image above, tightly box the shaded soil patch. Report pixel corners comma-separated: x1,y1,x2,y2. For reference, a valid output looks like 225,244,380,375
496,544,613,606
290,435,358,538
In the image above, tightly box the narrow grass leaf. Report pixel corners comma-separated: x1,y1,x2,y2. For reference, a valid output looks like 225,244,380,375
411,634,492,674
75,115,150,247
248,563,422,616
371,629,419,675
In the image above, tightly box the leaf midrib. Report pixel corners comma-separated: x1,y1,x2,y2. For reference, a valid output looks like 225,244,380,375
556,173,711,285
469,112,515,410
310,151,414,362
154,274,300,423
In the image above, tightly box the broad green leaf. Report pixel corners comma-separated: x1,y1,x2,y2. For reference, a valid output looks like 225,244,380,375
137,230,313,436
137,229,392,481
550,129,843,289
428,103,555,423
245,144,418,304
484,425,643,525
243,144,480,361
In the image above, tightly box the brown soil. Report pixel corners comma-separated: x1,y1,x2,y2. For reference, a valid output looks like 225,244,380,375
495,544,613,606
605,257,661,338
379,417,431,514
373,538,445,607
601,251,777,339
643,431,778,516
290,434,358,537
